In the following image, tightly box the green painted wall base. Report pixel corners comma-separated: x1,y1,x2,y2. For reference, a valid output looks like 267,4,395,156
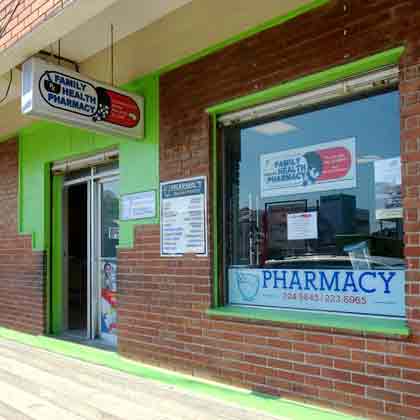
0,327,364,420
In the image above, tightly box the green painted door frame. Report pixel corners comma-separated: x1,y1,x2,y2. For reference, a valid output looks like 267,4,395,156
51,174,64,335
18,74,160,334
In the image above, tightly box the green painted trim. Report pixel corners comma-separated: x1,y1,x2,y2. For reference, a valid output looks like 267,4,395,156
123,0,330,86
118,73,161,249
212,114,219,308
43,163,51,252
17,134,24,235
208,46,406,323
44,163,52,334
206,47,405,116
0,327,363,420
207,306,410,337
158,0,331,75
51,175,63,334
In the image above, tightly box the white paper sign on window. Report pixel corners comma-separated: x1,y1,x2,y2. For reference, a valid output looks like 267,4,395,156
287,211,318,240
260,138,357,198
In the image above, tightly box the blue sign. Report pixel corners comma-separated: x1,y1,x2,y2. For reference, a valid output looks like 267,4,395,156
229,268,405,318
161,179,205,199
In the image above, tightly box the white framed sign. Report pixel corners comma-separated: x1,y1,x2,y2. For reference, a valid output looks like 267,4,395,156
160,176,207,256
121,190,156,220
21,57,144,140
261,138,356,197
229,268,405,319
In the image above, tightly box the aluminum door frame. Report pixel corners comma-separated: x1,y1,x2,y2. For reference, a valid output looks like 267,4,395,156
62,166,119,341
94,175,119,344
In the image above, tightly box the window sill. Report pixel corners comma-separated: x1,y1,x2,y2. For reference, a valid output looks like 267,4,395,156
206,306,410,337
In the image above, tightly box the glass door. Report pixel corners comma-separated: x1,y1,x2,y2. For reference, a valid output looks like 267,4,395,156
61,178,91,340
96,177,119,346
60,160,119,345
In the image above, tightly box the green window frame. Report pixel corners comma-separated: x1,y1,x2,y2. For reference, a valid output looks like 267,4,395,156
206,47,410,337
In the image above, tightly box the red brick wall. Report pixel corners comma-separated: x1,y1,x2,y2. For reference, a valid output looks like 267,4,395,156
118,1,420,419
0,139,45,334
0,0,72,51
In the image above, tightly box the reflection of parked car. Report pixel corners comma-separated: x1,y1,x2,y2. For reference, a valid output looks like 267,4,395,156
264,255,405,270
336,234,404,260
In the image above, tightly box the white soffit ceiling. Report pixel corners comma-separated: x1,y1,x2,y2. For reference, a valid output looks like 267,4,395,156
0,69,21,107
80,0,313,84
0,0,191,108
0,0,121,76
59,0,192,63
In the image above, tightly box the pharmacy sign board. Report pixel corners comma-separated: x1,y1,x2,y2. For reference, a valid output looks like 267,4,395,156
21,58,144,140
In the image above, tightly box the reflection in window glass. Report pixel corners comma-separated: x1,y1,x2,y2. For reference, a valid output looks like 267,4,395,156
101,181,119,259
224,90,404,272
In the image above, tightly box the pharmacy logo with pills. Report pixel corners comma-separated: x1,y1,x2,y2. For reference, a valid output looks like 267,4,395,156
40,71,141,129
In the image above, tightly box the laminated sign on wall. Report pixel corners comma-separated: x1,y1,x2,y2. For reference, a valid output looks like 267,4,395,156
160,176,207,256
21,57,144,140
261,138,356,197
121,191,156,220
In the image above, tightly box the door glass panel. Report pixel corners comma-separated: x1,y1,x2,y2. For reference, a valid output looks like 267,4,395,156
99,180,119,342
66,183,88,336
94,161,119,175
64,168,91,182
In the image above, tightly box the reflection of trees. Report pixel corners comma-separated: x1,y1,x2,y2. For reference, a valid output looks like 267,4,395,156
102,188,119,258
226,129,242,265
103,190,118,223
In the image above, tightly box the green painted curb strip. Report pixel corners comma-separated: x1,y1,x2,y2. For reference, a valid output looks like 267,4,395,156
158,0,331,76
207,307,410,337
0,327,364,420
206,47,405,116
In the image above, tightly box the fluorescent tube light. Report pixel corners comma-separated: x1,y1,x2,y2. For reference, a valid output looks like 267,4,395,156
251,121,297,135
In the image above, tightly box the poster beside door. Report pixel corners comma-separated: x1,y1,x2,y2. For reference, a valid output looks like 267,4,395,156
101,259,117,336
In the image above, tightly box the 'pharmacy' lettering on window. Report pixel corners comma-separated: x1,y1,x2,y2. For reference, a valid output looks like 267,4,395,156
262,270,395,295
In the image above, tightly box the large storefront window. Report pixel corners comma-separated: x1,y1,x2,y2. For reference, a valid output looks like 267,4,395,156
223,86,405,319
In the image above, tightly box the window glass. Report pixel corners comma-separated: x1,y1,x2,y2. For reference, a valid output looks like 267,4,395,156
101,180,119,259
223,89,405,318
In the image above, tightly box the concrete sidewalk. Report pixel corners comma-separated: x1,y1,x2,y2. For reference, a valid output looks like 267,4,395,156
0,330,363,420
